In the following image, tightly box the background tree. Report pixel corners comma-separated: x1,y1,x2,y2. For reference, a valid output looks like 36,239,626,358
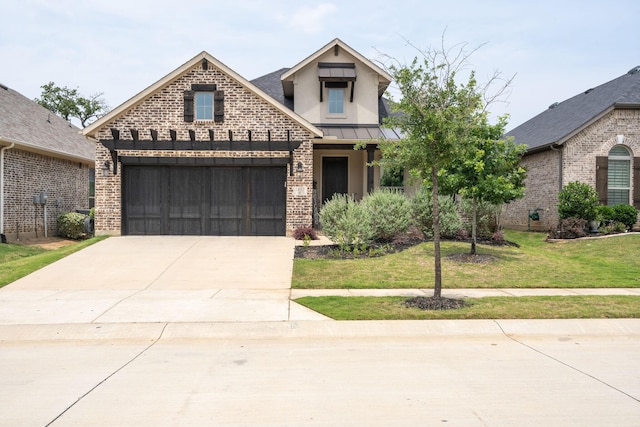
440,114,526,254
379,38,512,298
35,82,109,127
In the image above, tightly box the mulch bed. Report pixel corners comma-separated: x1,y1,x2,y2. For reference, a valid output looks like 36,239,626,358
404,296,470,310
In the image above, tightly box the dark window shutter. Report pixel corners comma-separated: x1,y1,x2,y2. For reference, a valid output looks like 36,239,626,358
184,90,194,122
634,157,640,209
214,90,224,123
595,156,608,205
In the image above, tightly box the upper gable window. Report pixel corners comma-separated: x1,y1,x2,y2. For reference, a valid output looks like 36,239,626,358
196,92,213,120
328,88,345,114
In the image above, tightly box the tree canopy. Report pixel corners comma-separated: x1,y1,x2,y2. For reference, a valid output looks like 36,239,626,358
379,39,514,297
35,82,109,128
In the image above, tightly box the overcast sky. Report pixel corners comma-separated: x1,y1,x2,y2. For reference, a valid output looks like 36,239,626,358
1,0,638,130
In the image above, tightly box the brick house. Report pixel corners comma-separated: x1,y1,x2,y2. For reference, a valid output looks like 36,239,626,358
83,39,398,236
0,84,94,241
502,66,640,230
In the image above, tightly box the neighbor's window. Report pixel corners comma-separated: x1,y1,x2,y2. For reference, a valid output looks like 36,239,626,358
328,88,345,114
608,145,631,205
196,92,213,120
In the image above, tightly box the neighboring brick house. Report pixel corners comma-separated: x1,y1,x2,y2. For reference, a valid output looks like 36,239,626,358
83,39,398,236
502,66,640,231
0,84,94,241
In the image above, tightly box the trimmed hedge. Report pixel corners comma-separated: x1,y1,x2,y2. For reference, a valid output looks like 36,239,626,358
58,212,87,240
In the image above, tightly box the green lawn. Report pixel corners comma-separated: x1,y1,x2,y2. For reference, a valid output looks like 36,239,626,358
292,231,640,288
0,237,107,288
294,295,640,320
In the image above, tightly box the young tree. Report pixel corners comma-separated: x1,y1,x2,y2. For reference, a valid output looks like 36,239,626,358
35,82,109,127
379,39,511,297
440,114,526,254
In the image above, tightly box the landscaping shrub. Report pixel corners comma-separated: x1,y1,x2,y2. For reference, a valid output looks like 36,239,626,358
599,221,627,235
595,205,614,223
293,226,318,241
460,198,499,238
411,190,462,238
361,189,412,242
548,217,588,239
320,194,375,246
58,212,88,240
611,204,638,230
558,181,598,221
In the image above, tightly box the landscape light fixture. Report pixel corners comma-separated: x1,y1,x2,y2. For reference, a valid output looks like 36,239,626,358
102,160,111,177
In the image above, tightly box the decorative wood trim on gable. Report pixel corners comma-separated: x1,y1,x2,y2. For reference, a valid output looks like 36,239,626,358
99,139,303,152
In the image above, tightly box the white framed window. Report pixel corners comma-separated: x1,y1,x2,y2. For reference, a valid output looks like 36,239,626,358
195,92,213,120
328,88,345,114
608,145,631,205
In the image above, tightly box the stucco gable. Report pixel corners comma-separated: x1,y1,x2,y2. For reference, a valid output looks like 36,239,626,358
280,38,392,98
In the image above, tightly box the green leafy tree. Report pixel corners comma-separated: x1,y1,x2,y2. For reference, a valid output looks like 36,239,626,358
440,115,526,254
378,39,511,297
557,181,598,221
35,82,109,127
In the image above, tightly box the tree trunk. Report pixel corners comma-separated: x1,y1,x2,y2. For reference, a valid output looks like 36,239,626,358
432,166,442,298
471,197,477,255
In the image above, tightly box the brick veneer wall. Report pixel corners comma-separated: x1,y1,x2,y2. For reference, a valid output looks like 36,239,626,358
93,61,315,235
2,148,90,240
502,109,640,231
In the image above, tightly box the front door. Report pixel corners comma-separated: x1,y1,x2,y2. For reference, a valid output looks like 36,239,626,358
322,156,348,202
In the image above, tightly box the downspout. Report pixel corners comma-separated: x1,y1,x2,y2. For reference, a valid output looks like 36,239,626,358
0,141,16,239
550,143,563,192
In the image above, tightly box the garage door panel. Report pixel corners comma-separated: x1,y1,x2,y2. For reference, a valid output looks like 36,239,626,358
250,168,286,236
123,165,286,236
168,168,205,235
123,166,163,235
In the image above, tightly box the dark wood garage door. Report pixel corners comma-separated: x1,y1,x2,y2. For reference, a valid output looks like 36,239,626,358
122,166,286,236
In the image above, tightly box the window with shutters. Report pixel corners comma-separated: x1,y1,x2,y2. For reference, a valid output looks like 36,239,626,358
196,92,213,120
607,145,631,206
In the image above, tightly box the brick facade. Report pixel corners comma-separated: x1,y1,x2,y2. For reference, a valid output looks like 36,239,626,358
3,148,90,239
93,60,315,235
502,109,640,230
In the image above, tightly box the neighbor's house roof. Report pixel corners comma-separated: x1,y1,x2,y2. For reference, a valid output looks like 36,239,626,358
0,83,94,164
507,66,640,153
83,52,323,139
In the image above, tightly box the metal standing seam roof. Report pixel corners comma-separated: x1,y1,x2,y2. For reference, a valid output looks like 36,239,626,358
0,84,94,162
506,66,640,152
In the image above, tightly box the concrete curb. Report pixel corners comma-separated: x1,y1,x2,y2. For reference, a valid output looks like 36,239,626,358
2,319,639,342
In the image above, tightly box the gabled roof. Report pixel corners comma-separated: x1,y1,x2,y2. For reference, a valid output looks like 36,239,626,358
280,38,392,98
507,66,640,152
0,84,93,163
83,52,323,139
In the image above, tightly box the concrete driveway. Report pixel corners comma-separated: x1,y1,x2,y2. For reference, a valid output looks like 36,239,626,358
0,236,327,323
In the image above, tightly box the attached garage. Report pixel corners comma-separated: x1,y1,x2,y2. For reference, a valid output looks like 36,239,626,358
122,163,286,236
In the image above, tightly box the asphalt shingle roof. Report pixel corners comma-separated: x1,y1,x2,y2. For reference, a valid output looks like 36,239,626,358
0,84,94,162
507,66,640,152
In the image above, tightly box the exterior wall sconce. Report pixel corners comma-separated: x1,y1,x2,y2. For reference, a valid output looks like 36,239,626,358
296,162,304,174
102,160,111,177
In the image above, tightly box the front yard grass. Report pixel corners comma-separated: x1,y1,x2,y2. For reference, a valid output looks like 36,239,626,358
0,236,107,288
294,295,640,320
292,231,640,289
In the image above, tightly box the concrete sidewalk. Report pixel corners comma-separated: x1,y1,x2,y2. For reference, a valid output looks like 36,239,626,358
292,287,640,298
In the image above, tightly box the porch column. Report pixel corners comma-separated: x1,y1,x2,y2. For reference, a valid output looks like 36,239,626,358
366,145,375,193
